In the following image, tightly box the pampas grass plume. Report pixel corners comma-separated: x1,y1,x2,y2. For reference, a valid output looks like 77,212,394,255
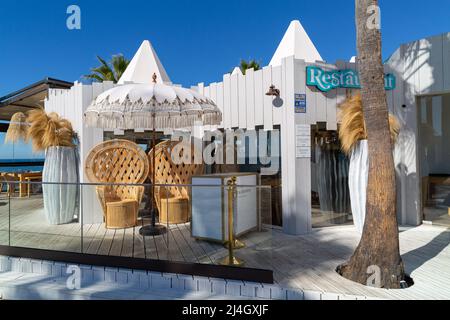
26,109,75,151
5,112,28,143
338,94,400,155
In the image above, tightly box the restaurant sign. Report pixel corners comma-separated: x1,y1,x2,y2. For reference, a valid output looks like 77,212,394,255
306,66,396,92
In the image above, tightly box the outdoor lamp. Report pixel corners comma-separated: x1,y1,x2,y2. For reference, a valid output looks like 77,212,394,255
266,84,283,108
265,84,280,97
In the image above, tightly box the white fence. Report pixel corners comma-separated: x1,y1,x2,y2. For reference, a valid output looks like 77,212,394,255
45,49,425,231
45,81,114,224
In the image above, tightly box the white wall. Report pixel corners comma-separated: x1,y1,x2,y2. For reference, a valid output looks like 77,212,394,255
45,82,112,224
387,32,450,226
198,57,348,234
45,32,450,230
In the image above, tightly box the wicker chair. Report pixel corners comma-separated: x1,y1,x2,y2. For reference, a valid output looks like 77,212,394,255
85,139,150,229
150,140,204,224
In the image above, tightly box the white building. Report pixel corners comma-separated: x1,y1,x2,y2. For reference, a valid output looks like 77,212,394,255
45,20,450,234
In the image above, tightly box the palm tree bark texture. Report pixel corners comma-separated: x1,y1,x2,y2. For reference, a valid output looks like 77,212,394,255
337,0,405,288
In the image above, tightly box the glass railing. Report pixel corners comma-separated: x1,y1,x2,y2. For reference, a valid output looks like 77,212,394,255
0,180,274,273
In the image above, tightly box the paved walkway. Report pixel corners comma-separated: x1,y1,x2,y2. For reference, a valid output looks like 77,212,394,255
257,224,450,299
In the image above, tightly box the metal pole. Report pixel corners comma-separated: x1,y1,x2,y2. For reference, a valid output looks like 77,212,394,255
139,73,167,236
220,176,243,266
151,125,156,227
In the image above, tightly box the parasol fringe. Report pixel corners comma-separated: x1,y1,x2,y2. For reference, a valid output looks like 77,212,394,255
84,111,222,130
84,86,222,130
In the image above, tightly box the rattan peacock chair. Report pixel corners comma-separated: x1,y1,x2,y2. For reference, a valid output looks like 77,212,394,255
85,139,150,228
149,140,204,224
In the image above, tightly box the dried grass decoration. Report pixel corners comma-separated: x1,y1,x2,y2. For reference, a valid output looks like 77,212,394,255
26,109,76,151
5,112,28,143
338,94,400,155
5,109,76,151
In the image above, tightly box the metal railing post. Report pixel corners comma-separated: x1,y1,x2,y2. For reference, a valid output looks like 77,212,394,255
219,176,243,266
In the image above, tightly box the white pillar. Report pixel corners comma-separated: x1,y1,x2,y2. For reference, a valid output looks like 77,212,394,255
80,83,107,224
280,57,312,235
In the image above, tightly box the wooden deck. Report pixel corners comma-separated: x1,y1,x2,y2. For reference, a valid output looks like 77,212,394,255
0,195,231,264
1,195,449,299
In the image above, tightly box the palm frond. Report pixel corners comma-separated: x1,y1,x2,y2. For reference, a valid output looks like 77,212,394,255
96,55,110,70
83,74,105,82
84,54,129,83
84,56,115,82
239,59,261,75
111,54,130,81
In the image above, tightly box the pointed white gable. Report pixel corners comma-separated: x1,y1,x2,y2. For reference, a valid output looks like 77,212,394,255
118,40,171,85
231,66,243,75
269,20,323,66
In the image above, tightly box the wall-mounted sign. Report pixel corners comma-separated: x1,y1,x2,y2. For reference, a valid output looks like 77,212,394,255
295,124,310,136
295,124,311,158
306,66,396,92
296,147,311,158
295,135,310,147
294,94,306,113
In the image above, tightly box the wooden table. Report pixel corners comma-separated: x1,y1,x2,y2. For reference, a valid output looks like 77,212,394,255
0,172,42,197
18,172,42,197
0,172,18,196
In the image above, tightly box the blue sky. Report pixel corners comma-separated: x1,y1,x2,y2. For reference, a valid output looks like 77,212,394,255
0,0,449,160
1,0,449,94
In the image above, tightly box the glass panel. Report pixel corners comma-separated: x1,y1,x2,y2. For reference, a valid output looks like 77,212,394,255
208,126,282,227
311,125,352,227
0,182,9,246
76,182,274,269
188,182,273,267
1,178,275,273
419,94,450,226
9,181,81,252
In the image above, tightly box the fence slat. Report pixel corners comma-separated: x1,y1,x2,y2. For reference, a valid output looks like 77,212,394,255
245,68,256,130
272,65,282,125
216,82,224,129
263,66,273,130
254,69,264,126
238,73,247,128
230,73,239,128
223,74,231,129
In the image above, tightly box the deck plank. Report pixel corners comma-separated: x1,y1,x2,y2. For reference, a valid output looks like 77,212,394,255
96,228,115,256
143,234,159,260
177,224,212,264
171,224,198,263
121,226,135,258
109,228,124,257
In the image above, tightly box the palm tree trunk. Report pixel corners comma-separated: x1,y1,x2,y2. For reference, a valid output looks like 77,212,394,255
337,0,405,288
